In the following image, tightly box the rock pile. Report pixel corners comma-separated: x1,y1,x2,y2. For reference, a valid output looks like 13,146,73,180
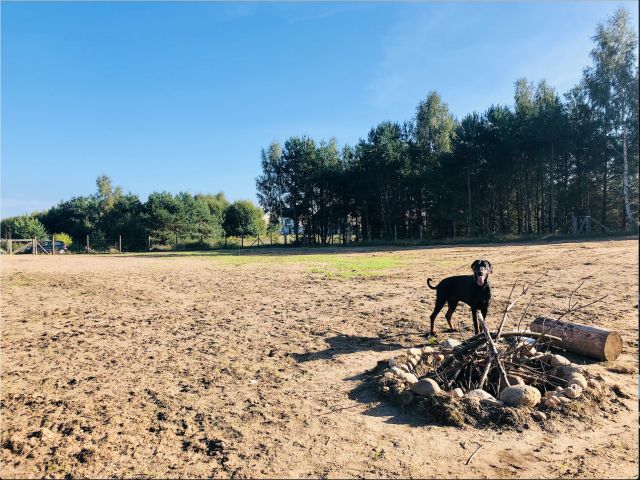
377,338,607,425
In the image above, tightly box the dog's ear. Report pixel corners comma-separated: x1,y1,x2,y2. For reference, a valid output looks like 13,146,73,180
471,260,480,270
486,260,493,273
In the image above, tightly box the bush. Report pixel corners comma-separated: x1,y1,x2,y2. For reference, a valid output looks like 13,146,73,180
52,232,73,248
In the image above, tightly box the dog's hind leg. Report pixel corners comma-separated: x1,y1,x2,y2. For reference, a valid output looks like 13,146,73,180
445,300,458,331
429,296,447,336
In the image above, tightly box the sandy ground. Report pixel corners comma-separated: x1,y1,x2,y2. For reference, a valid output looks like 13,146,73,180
1,238,638,479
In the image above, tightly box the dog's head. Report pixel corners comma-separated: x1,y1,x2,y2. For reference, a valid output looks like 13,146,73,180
471,259,492,287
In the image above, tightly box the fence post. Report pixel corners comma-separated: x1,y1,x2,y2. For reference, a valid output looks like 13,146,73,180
52,234,55,254
8,238,12,254
148,235,151,250
32,238,36,255
571,213,577,235
86,235,90,252
119,235,122,253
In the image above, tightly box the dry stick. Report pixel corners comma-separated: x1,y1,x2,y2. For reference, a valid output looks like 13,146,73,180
478,312,511,388
466,444,483,465
496,272,547,343
477,356,493,389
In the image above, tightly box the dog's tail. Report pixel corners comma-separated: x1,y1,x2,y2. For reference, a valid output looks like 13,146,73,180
427,278,437,290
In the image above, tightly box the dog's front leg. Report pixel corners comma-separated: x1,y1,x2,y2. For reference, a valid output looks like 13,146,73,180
471,310,480,335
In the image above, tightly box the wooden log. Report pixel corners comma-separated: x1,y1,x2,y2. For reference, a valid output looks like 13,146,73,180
530,317,622,361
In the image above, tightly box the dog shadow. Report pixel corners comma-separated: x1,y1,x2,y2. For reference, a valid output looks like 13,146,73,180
343,363,433,427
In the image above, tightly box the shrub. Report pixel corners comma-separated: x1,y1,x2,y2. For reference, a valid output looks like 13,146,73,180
52,232,73,248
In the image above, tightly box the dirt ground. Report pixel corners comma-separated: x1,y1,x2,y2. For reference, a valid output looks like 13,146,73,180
1,238,638,479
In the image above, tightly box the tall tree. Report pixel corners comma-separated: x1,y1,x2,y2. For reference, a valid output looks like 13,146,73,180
584,7,639,229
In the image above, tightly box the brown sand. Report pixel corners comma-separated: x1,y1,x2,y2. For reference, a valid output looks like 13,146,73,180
1,239,637,478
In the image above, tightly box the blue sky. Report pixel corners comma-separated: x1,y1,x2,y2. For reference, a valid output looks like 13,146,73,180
2,1,638,218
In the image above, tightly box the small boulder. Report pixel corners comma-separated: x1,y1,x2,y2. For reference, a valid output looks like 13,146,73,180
399,364,411,373
390,366,404,377
440,338,461,349
499,385,542,407
539,353,555,364
565,384,583,399
421,346,435,355
401,372,419,384
557,364,584,379
567,374,588,389
498,375,526,393
410,378,441,396
449,388,464,399
544,396,560,408
388,358,399,368
587,378,601,389
407,357,419,368
434,354,445,363
550,354,571,367
409,347,422,357
400,390,415,406
532,411,547,421
465,389,495,402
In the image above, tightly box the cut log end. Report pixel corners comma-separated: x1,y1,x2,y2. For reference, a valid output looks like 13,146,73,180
603,332,623,361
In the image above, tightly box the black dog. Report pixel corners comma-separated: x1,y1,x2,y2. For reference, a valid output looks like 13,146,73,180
426,259,493,336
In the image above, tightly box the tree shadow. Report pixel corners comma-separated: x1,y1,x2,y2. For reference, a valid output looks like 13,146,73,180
291,333,410,363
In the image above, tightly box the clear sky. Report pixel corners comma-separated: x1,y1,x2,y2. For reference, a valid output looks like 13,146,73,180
1,1,638,218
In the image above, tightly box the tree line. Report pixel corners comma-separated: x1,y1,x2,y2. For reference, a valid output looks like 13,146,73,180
1,176,267,250
2,8,637,251
256,8,639,243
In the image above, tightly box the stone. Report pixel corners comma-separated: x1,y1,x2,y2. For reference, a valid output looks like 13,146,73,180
544,390,557,399
449,388,464,399
421,346,435,355
401,372,419,384
388,358,400,368
557,364,584,379
565,384,583,399
557,395,571,404
587,379,600,389
434,354,445,363
544,397,560,408
480,398,504,407
499,385,542,407
399,364,411,373
410,378,441,396
409,347,422,357
532,411,547,421
440,338,462,349
465,389,496,402
400,390,415,406
498,375,526,393
567,374,588,389
550,355,571,367
407,357,419,368
539,353,555,364
390,366,404,377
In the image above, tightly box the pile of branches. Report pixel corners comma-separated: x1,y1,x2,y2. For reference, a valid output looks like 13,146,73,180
426,274,607,398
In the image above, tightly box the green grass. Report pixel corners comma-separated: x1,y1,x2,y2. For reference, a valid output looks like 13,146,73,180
116,250,409,277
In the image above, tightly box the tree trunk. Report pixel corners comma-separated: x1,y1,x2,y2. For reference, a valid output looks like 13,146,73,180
467,170,472,237
622,125,634,229
530,317,623,361
549,143,556,232
601,157,608,231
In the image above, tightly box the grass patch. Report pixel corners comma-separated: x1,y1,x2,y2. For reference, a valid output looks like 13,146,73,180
119,250,408,277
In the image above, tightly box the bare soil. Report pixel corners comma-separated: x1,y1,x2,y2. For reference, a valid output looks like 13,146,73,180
1,238,638,478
